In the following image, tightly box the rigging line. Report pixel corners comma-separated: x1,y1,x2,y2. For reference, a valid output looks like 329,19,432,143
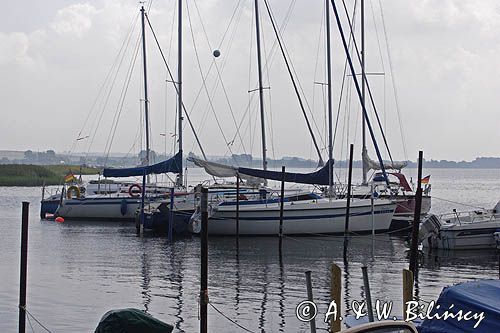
216,0,243,51
312,5,323,140
86,24,140,159
184,2,244,139
378,0,408,161
185,0,237,160
263,0,325,166
258,3,276,163
71,10,141,156
248,4,255,157
145,13,208,160
265,1,325,144
104,35,141,165
333,0,358,153
330,0,390,187
339,0,394,165
192,0,248,157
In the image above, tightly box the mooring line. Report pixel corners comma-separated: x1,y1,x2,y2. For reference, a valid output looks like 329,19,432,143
208,302,257,333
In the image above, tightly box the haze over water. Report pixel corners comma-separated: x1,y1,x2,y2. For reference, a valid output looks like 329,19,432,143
0,167,499,332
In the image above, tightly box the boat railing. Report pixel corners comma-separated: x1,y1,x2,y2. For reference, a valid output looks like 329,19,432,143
438,208,495,225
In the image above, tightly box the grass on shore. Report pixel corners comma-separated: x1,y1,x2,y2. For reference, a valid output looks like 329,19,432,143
0,164,100,186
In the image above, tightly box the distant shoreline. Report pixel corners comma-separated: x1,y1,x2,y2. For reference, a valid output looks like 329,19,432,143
0,164,99,187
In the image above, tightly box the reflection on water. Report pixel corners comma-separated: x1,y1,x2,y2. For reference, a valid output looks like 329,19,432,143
0,168,499,332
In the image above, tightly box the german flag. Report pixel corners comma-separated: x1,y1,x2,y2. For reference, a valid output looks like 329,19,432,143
421,175,430,184
64,172,76,183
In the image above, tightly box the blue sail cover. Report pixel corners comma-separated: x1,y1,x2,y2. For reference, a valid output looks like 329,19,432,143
103,152,182,178
238,159,333,185
419,279,500,333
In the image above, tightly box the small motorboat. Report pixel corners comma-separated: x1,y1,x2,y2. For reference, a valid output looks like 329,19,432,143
419,201,500,250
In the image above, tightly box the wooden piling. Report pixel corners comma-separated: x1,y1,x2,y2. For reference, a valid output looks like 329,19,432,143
330,263,341,333
236,174,240,245
200,187,209,333
168,187,174,241
403,269,414,318
305,271,317,333
409,151,423,275
361,266,374,322
344,144,354,248
19,202,29,333
279,166,285,250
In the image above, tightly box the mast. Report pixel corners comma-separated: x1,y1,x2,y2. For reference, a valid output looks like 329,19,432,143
254,0,268,174
177,0,184,187
140,6,150,167
361,0,368,185
326,0,333,194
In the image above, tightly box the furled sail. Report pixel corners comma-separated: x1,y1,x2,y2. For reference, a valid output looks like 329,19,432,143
187,154,264,185
238,159,334,185
363,150,407,171
103,151,182,178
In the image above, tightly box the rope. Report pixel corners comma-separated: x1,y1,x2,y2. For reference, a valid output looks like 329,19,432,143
208,302,257,333
144,13,208,160
431,196,487,210
21,306,53,333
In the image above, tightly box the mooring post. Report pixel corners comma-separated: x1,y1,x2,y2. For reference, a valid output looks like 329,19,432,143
305,271,317,333
344,144,354,248
169,187,174,241
200,186,209,333
279,166,286,250
330,263,341,332
403,269,414,318
139,171,147,235
19,202,29,333
236,174,240,245
361,266,374,322
409,151,424,275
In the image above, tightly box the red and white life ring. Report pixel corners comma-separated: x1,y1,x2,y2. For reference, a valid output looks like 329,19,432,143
128,184,142,197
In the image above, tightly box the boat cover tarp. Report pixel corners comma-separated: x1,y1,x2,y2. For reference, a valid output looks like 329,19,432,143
94,308,173,333
103,152,182,178
238,159,334,185
419,279,500,333
388,172,412,191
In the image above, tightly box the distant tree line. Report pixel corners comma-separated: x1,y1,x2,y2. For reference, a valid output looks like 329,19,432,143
0,150,499,169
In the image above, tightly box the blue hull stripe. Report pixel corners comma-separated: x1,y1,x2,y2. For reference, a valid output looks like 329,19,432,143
213,209,394,221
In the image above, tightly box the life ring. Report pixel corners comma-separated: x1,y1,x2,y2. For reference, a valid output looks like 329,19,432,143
128,184,142,197
67,185,81,199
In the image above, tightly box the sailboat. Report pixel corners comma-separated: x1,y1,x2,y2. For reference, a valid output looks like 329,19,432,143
187,0,397,236
345,0,431,226
55,5,184,221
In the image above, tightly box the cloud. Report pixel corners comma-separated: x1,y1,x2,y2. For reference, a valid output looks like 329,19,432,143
51,3,98,38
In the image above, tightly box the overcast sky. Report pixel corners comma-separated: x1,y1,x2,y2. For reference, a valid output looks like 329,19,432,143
1,0,499,162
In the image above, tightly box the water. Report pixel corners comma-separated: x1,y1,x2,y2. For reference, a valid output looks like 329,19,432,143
0,168,499,332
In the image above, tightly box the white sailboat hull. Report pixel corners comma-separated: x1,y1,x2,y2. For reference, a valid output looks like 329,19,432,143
56,196,144,221
207,198,396,235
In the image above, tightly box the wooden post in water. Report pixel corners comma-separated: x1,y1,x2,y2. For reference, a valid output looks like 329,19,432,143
200,186,209,333
361,266,374,322
236,174,240,245
403,269,414,318
168,187,174,241
279,166,286,250
344,144,354,248
409,151,423,275
330,263,341,333
19,202,29,333
305,271,317,333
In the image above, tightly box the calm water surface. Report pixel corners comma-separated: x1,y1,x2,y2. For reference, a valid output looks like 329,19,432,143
0,168,499,332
